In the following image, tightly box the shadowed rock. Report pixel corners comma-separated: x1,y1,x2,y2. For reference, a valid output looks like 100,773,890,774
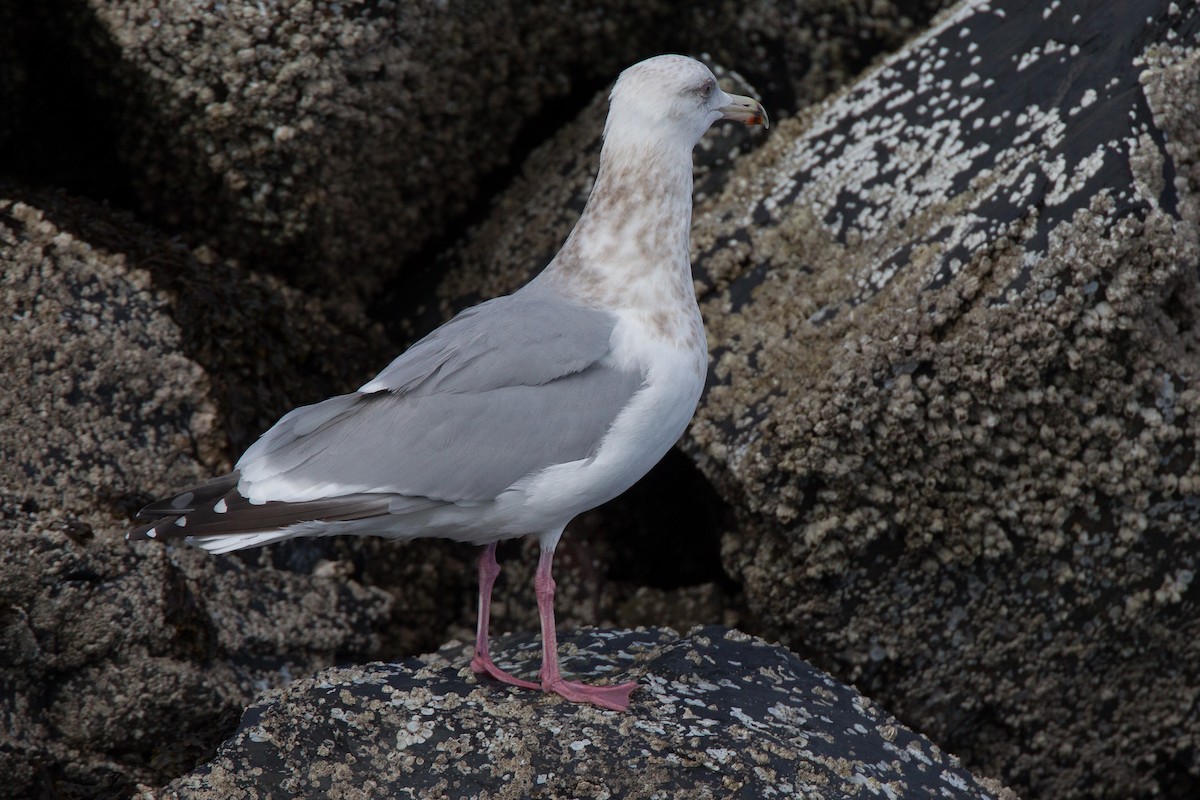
8,0,1198,797
0,192,409,799
12,1,947,302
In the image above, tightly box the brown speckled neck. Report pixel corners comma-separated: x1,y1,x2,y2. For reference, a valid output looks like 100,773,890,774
531,138,697,316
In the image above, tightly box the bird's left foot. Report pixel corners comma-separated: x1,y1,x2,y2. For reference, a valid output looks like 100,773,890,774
541,677,638,711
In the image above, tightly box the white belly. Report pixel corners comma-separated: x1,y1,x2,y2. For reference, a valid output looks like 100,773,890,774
497,308,707,538
520,361,701,521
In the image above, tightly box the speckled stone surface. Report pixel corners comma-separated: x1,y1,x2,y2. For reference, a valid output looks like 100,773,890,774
143,627,1016,800
59,0,727,297
682,1,1200,798
0,192,398,799
47,0,947,301
0,184,393,454
6,0,1197,798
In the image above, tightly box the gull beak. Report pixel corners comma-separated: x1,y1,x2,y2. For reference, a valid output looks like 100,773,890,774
719,93,769,129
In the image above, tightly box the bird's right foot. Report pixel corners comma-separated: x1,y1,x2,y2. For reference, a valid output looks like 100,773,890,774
541,677,638,712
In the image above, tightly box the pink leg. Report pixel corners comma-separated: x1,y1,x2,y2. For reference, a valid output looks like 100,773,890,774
535,547,638,711
470,543,538,689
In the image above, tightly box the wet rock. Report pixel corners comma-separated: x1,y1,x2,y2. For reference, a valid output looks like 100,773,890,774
143,627,1016,800
682,1,1200,798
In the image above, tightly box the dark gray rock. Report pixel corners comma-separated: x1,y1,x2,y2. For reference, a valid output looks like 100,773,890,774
683,1,1200,798
11,0,1195,797
146,627,1017,800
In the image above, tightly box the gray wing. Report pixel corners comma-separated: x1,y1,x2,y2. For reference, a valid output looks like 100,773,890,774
236,292,643,504
360,291,620,394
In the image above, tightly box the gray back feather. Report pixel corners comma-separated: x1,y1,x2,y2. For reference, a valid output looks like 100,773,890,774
238,291,644,503
364,290,619,394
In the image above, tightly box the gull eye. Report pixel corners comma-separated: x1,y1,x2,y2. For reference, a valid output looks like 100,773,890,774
696,80,715,100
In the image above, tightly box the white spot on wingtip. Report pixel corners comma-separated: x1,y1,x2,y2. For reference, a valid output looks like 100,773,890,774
147,529,157,539
174,517,187,528
214,498,228,513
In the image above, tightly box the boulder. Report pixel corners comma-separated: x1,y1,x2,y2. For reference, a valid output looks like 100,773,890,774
685,1,1200,798
17,1,945,300
0,191,401,799
142,627,1016,800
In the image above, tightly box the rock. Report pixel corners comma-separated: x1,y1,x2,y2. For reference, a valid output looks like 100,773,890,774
682,1,1200,798
47,1,673,297
143,627,1017,800
13,0,1191,797
0,191,402,799
0,193,225,515
17,1,948,302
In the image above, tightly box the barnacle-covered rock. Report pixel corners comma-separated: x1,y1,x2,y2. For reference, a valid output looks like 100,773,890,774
145,627,1015,800
686,1,1200,797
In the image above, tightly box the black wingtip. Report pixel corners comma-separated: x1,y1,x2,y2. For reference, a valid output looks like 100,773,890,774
126,520,156,542
126,517,184,543
135,473,241,519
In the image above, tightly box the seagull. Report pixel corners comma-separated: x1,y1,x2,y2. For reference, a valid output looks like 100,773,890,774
129,54,767,711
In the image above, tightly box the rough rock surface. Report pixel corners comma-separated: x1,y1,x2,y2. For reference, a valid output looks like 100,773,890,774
9,0,1195,798
0,193,400,799
683,1,1200,798
143,627,1016,800
0,185,393,453
39,0,944,299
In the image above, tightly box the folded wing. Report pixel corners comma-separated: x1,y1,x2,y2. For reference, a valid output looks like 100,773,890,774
130,290,644,544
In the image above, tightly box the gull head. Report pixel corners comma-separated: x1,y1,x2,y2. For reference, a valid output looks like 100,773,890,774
604,55,768,150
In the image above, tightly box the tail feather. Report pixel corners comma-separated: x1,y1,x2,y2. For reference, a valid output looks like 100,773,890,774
127,472,395,552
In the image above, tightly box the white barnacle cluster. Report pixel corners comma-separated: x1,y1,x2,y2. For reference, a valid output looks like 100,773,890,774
743,0,1165,303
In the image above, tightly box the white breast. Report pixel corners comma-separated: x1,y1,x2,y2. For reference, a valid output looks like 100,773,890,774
504,306,707,535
